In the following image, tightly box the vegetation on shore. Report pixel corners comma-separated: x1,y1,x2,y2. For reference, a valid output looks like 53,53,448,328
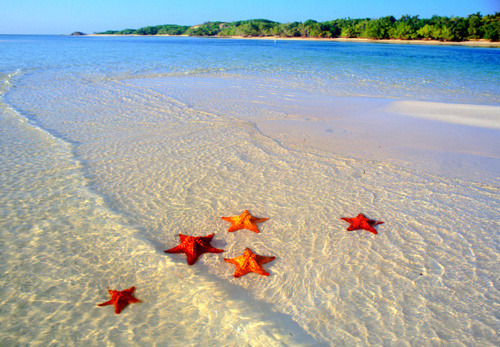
97,13,499,42
99,24,190,36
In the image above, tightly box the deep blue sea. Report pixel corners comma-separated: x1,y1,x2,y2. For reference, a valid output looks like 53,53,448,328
0,35,499,345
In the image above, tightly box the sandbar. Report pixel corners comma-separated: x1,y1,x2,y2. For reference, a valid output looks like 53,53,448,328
256,96,500,184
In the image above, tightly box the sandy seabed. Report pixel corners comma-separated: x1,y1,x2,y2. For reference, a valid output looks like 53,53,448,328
0,41,499,345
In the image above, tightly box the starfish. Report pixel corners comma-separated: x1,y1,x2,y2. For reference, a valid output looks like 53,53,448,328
224,248,276,278
164,233,224,265
341,213,384,234
97,286,140,314
221,210,269,233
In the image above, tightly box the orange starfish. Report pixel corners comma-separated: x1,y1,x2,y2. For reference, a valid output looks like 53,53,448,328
341,213,384,234
164,233,224,265
224,248,276,278
97,286,140,314
221,210,269,233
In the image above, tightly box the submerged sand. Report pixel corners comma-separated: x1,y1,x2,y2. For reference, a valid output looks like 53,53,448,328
129,75,498,185
257,97,500,185
1,38,498,345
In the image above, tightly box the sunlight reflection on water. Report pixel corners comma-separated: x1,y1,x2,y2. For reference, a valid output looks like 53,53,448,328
0,35,499,345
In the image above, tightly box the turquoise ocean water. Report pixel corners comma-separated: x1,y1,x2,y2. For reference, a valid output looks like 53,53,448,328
0,35,499,345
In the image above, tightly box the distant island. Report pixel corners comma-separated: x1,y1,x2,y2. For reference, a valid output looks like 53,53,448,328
95,13,499,42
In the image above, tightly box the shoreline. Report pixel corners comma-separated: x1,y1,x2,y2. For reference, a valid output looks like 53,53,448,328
223,35,500,48
88,33,500,47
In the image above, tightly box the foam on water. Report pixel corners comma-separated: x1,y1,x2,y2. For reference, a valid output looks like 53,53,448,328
1,36,499,345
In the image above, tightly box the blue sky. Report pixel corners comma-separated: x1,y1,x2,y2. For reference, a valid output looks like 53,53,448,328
2,0,499,34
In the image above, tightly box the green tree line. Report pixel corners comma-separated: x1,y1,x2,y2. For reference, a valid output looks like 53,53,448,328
97,13,500,41
99,24,190,36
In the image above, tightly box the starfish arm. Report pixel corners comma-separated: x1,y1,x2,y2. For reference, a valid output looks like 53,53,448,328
250,217,269,224
256,255,276,264
164,245,185,254
245,222,260,233
254,268,270,276
247,216,268,233
97,300,113,307
233,268,251,278
224,258,238,265
340,217,352,223
246,259,270,276
123,286,135,295
221,216,233,223
375,221,384,225
200,233,215,242
227,224,242,232
186,252,200,265
363,220,380,233
114,302,127,314
206,246,224,253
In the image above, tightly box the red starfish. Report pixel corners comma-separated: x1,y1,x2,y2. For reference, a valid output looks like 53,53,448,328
164,233,224,265
221,210,269,233
341,213,384,234
97,286,140,314
224,248,276,278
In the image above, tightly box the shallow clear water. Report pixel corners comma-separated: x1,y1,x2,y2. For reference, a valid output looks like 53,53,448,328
0,35,499,345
